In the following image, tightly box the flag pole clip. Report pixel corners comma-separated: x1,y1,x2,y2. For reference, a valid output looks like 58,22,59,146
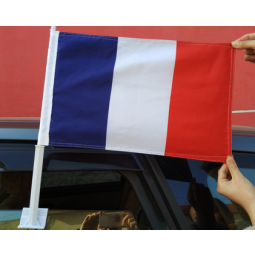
18,208,48,229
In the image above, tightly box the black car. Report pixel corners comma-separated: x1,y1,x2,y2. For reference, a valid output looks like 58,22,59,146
0,119,255,230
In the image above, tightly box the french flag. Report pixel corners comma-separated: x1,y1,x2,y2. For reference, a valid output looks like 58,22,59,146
38,30,235,163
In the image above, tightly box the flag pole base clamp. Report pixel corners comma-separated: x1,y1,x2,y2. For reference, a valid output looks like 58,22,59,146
18,208,48,229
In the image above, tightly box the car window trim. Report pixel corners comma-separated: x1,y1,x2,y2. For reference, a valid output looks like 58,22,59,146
120,171,165,230
142,154,191,230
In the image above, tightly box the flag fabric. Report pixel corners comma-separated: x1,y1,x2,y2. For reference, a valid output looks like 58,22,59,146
38,31,235,163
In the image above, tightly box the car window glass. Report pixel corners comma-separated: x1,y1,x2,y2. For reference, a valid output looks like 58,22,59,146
0,170,149,230
0,210,138,230
162,154,255,230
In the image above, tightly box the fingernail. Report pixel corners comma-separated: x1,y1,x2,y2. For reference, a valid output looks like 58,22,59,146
232,41,239,46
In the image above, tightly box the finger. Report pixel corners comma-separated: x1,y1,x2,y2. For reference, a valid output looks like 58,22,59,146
226,156,241,178
232,40,255,50
123,215,134,228
129,221,138,230
217,163,229,181
243,49,255,55
245,54,255,62
126,218,136,229
127,217,133,226
81,215,91,226
122,215,129,226
80,216,89,230
235,33,255,42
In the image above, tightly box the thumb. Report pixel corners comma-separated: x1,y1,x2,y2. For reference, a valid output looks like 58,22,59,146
226,156,240,177
218,163,229,182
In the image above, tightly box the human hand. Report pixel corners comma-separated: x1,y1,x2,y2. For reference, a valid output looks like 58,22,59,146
217,156,255,225
122,213,138,230
80,211,105,230
231,33,255,63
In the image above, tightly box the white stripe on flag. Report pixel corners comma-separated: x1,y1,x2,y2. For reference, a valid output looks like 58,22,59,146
106,37,177,155
38,30,59,145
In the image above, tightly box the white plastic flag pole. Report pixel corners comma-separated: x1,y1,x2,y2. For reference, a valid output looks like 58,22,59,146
18,26,57,229
27,145,45,226
18,145,48,229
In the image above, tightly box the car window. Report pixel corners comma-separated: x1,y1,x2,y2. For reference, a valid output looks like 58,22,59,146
160,153,255,230
0,170,149,230
0,143,140,171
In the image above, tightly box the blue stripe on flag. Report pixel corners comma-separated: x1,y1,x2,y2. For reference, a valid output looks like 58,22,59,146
49,33,118,149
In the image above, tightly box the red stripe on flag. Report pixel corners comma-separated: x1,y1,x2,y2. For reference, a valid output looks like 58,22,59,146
164,42,234,162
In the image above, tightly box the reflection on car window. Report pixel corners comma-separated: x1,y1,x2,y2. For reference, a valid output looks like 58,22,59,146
162,154,255,230
0,210,138,230
43,152,140,171
0,171,32,210
79,211,138,230
0,170,148,230
41,171,121,188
